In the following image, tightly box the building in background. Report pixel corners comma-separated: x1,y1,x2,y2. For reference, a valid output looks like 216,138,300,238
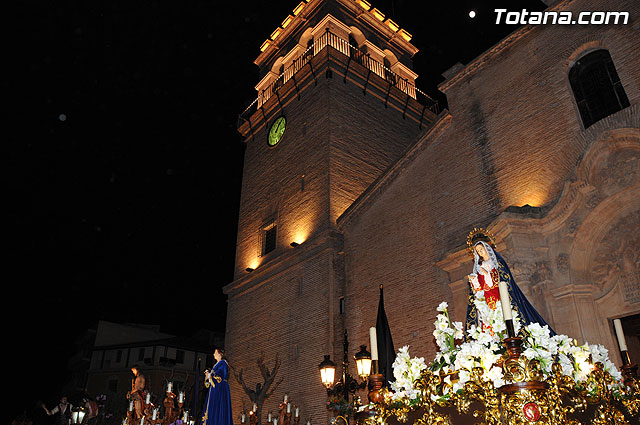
225,0,639,424
77,321,223,424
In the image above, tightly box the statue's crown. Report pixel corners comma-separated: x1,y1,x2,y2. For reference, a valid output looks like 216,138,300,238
466,227,496,256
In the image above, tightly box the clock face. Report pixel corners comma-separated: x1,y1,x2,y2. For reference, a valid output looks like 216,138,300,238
268,116,286,147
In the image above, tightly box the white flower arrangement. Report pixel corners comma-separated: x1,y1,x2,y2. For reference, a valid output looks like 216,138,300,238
385,301,624,405
388,346,427,403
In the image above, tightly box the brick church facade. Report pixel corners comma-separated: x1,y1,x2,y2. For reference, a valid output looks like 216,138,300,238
224,0,639,423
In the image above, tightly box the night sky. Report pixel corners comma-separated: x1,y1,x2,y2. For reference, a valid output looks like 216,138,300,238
9,0,545,422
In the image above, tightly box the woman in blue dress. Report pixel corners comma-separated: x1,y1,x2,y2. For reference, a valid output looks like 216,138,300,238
202,348,233,425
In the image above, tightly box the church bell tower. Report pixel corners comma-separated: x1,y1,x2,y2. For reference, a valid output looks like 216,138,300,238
224,0,438,421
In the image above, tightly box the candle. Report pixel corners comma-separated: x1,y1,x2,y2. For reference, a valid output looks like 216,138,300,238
284,394,288,403
140,417,145,425
179,392,184,403
369,327,378,361
274,420,278,425
253,403,257,412
287,403,291,413
306,421,310,425
614,319,628,351
268,412,272,422
295,407,299,418
498,282,513,320
152,409,158,420
167,382,173,393
183,411,189,421
146,393,151,404
241,414,246,423
129,401,134,411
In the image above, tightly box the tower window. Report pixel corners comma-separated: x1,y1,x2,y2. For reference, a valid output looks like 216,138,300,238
261,221,277,256
569,49,629,128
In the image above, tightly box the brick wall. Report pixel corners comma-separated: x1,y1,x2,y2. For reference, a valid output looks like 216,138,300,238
340,0,639,366
227,0,639,422
227,44,431,423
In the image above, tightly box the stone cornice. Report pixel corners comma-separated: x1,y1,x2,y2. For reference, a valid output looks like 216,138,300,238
223,229,344,298
255,0,419,69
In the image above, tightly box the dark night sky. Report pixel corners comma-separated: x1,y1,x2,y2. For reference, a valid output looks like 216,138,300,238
8,0,545,422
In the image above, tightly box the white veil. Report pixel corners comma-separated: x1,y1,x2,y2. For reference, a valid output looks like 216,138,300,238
472,241,499,275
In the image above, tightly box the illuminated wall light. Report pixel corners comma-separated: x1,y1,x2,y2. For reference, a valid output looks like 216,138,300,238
290,242,300,247
385,19,399,32
398,28,412,42
245,267,255,273
292,2,305,15
358,0,371,10
281,15,294,28
371,8,385,21
270,27,283,40
260,40,272,52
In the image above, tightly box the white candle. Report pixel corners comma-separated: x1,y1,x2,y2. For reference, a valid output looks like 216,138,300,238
122,418,127,425
614,319,628,351
498,282,513,320
268,412,272,422
253,403,257,412
306,421,310,425
241,414,245,423
179,392,184,403
167,382,173,393
140,417,144,425
274,420,278,425
295,407,299,418
129,401,134,411
284,394,288,403
183,411,189,421
152,409,158,420
369,327,378,361
287,403,291,413
146,393,151,404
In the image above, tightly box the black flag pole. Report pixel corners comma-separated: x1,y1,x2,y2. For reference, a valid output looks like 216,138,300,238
375,284,396,386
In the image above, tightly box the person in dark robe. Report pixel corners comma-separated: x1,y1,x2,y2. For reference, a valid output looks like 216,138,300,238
202,348,233,425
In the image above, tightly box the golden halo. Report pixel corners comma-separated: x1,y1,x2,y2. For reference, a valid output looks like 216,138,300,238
466,227,496,257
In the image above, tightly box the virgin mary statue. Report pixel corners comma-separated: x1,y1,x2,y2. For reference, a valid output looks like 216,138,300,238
464,228,555,339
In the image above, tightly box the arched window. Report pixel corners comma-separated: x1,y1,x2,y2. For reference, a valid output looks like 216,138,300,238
569,49,629,128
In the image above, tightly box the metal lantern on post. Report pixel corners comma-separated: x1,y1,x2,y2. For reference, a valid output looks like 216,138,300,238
319,330,370,424
353,345,372,381
319,355,336,388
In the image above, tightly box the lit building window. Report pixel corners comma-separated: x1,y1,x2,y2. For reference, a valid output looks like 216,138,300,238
569,49,629,128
